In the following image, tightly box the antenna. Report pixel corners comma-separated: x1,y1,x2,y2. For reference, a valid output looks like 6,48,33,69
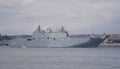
38,25,41,33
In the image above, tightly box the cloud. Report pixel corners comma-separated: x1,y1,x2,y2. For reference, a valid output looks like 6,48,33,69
0,0,120,35
23,0,36,5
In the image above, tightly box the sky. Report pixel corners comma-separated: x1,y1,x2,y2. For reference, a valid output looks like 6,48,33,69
0,0,120,35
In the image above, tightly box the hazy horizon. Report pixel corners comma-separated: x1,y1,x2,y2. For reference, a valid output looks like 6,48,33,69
0,0,120,35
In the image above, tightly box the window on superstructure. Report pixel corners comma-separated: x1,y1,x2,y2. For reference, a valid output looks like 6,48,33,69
27,39,32,41
47,37,49,39
53,38,56,40
33,38,35,40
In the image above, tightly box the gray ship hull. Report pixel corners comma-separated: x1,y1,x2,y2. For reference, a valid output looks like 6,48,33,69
9,37,90,48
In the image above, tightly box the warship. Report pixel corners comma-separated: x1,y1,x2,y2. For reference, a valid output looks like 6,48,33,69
9,25,104,48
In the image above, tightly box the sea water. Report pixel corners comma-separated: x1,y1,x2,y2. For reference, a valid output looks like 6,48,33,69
0,47,120,69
